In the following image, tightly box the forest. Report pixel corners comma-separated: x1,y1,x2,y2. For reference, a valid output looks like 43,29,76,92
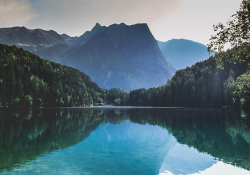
125,49,250,108
0,43,249,108
0,43,132,107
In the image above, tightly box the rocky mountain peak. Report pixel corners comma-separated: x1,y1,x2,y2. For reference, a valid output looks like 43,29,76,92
62,22,175,91
91,23,102,32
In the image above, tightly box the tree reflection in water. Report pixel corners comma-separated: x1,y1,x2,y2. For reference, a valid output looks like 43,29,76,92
0,107,250,172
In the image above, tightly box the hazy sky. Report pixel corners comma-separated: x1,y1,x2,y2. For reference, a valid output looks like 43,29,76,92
0,0,242,45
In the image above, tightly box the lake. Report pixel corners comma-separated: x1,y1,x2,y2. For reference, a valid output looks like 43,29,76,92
0,107,250,175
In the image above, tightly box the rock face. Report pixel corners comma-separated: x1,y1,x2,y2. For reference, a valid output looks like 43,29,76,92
62,23,176,91
158,39,211,70
0,23,176,91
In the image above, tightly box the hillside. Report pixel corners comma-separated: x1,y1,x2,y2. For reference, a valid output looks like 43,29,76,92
0,44,105,107
0,26,69,63
157,39,211,69
124,48,250,107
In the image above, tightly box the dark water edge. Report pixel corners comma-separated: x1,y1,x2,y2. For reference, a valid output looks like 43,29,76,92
0,107,250,174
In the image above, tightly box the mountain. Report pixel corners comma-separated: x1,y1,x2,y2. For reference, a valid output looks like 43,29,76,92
62,23,176,91
0,26,69,63
0,26,66,45
0,23,176,91
157,39,211,70
61,23,102,45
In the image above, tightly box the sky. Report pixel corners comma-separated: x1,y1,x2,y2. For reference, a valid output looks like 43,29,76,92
0,0,242,46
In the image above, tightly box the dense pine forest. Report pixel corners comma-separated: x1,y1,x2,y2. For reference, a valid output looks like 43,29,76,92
0,43,249,108
126,49,250,108
0,44,120,107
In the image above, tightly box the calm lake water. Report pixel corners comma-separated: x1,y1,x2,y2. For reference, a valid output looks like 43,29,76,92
0,107,250,175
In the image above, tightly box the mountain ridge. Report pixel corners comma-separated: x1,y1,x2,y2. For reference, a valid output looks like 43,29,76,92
62,23,175,91
0,24,216,91
157,39,211,69
0,26,67,45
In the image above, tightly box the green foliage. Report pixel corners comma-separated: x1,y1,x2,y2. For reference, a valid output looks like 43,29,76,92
234,71,250,105
25,95,33,107
105,88,129,106
114,98,121,106
126,52,249,107
208,0,250,68
207,0,250,105
223,76,236,105
1,42,249,108
0,44,105,107
13,97,20,104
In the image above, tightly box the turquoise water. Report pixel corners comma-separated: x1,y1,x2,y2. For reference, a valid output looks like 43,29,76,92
0,107,250,175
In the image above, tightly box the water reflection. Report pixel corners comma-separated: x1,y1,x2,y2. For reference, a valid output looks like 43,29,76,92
0,108,250,174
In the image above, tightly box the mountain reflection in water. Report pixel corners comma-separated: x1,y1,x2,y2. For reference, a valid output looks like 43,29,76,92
0,107,250,175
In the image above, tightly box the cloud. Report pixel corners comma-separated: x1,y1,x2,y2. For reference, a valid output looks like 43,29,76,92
0,0,37,27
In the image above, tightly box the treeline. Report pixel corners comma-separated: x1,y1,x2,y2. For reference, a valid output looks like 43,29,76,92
0,43,249,108
0,44,127,107
125,49,250,107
